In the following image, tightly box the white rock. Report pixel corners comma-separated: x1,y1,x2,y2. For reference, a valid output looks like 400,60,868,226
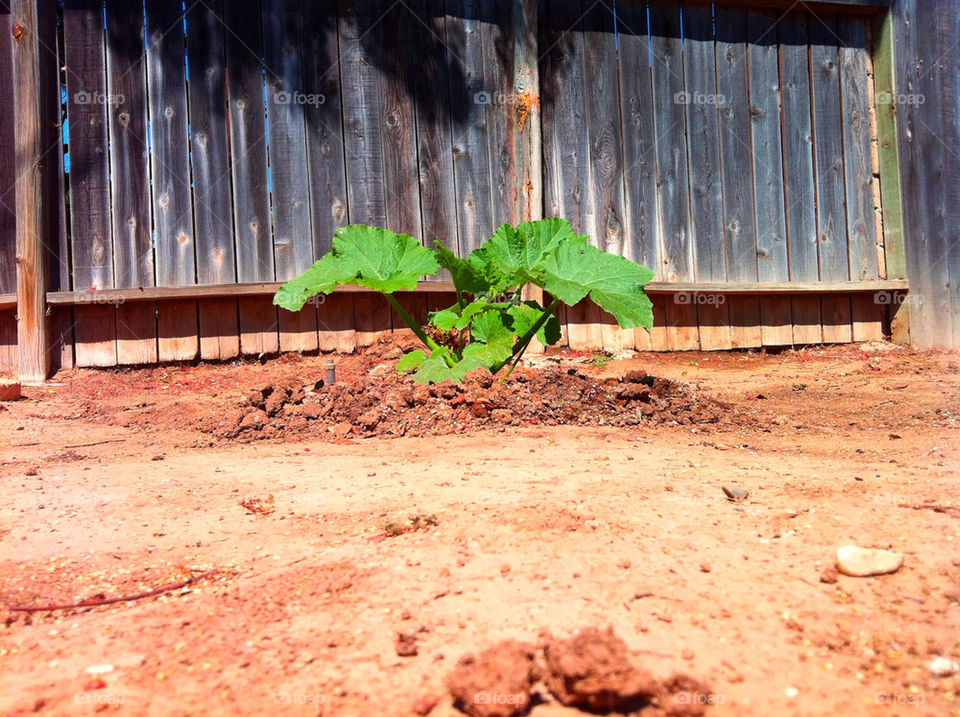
835,545,904,577
84,664,114,675
928,657,959,677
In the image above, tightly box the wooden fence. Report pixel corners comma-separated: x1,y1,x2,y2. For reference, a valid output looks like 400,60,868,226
0,0,956,378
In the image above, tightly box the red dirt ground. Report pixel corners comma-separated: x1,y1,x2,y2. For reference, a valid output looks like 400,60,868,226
0,341,958,716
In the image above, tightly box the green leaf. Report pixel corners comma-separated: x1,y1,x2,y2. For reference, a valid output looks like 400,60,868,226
408,340,511,384
396,350,427,373
274,225,438,311
470,310,514,345
434,242,492,295
429,300,488,331
412,348,460,384
535,243,655,329
469,218,586,284
273,253,357,311
507,301,562,346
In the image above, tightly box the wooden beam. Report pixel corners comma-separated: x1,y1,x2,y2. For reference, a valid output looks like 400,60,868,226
681,0,888,11
12,0,49,381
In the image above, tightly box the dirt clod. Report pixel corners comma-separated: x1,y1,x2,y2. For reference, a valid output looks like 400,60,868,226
395,631,418,657
541,626,658,711
445,640,537,717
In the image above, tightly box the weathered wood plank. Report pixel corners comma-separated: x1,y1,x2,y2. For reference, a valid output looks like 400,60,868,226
105,0,153,288
714,8,758,282
727,295,763,348
316,293,357,352
225,0,273,282
615,0,657,269
238,297,280,355
116,300,158,365
264,0,314,280
49,307,75,372
649,1,692,281
760,296,793,346
791,295,823,345
62,0,113,291
697,299,734,350
157,299,199,361
683,4,725,282
186,0,236,286
838,18,879,281
300,0,349,259
484,0,517,227
0,8,14,295
809,17,848,281
579,1,625,255
391,293,429,338
820,294,853,343
779,15,819,282
73,304,118,367
0,309,17,371
747,10,788,283
539,0,588,234
565,299,603,352
146,0,195,288
199,298,240,360
446,0,495,252
352,293,390,346
664,299,700,351
278,305,320,353
851,293,884,341
338,0,387,226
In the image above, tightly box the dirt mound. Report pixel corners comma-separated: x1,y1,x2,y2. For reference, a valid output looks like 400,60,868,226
203,350,731,442
445,627,711,716
542,626,659,711
446,640,538,717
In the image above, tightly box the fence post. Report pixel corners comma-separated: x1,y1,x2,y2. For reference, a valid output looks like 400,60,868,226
11,0,49,381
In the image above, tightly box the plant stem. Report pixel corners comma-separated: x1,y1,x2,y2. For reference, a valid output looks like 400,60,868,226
492,297,560,376
386,294,457,368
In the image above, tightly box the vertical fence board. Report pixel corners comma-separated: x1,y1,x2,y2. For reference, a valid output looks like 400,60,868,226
779,15,818,282
74,304,118,366
715,9,757,282
820,295,853,343
338,0,387,226
683,4,725,282
116,301,158,365
390,293,429,338
50,308,75,372
790,295,822,344
0,8,12,294
146,0,195,288
300,0,349,259
278,305,320,353
186,0,236,286
238,296,280,355
317,293,356,352
539,0,588,234
352,293,390,346
157,299,199,361
264,0,314,280
446,0,494,252
838,18,879,281
697,299,733,351
747,10,787,284
105,0,153,288
809,18,848,281
482,0,517,228
851,293,883,341
615,0,657,269
63,0,114,291
225,0,273,282
0,310,16,371
727,295,763,348
649,1,692,281
198,297,240,360
377,3,422,238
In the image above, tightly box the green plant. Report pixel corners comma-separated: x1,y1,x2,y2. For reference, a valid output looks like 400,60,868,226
274,219,654,383
589,351,612,369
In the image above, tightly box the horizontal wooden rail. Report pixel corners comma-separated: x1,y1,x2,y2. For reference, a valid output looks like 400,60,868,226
0,279,912,310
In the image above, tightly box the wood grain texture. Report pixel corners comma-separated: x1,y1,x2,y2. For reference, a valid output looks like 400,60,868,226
300,0,349,260
225,0,273,282
838,18,879,281
697,299,733,350
199,298,240,360
714,8,758,282
727,295,763,348
779,15,819,282
485,0,518,227
116,301,158,365
264,0,314,280
157,300,199,361
49,308,75,372
649,1,692,281
0,309,16,372
683,4,725,282
62,0,114,291
278,305,320,353
615,0,658,269
73,304,118,367
316,293,357,352
746,10,788,283
105,0,153,288
565,298,602,351
760,296,793,346
186,0,236,286
238,297,280,356
791,295,823,345
146,0,196,288
0,9,14,294
851,292,884,341
664,300,700,351
820,294,853,343
352,292,390,346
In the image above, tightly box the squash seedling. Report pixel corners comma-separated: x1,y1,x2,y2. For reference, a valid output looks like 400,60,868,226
274,218,654,384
